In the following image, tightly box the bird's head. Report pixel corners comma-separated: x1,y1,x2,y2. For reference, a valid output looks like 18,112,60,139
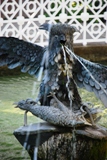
39,23,79,65
14,99,33,111
39,23,79,50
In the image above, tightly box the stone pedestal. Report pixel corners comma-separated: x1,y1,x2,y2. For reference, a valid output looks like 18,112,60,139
13,122,107,160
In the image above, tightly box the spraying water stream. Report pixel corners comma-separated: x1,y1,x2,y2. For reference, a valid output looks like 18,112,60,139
65,46,107,96
62,45,78,160
62,45,73,109
21,124,32,159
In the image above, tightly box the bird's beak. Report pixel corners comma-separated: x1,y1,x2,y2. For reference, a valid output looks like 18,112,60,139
39,23,50,31
39,23,52,31
13,102,18,108
39,24,44,30
60,34,66,44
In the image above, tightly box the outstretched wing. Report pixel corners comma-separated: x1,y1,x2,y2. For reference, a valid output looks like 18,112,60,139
73,55,107,107
0,37,46,76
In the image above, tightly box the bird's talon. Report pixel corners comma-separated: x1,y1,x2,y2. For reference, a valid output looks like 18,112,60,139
80,106,86,113
81,102,95,126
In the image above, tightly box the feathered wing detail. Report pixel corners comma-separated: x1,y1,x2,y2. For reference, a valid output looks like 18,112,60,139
0,37,45,76
37,35,63,104
73,55,107,107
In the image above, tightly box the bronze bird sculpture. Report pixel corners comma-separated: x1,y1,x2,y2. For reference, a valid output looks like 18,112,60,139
0,23,107,127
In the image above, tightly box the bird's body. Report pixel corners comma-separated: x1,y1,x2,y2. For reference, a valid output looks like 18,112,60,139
0,23,107,127
36,24,82,112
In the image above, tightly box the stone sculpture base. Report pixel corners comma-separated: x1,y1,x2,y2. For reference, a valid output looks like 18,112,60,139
13,122,107,160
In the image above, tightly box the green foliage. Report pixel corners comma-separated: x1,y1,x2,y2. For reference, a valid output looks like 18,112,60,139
0,73,41,159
